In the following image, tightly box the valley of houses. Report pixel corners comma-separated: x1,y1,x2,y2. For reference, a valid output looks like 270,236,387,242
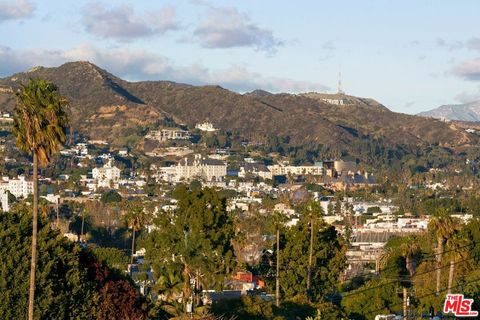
1,121,472,300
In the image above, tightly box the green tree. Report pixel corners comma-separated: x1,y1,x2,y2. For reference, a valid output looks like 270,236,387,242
92,247,129,272
278,217,346,302
13,78,69,320
101,190,122,203
0,205,147,319
381,236,421,276
140,186,235,314
342,278,402,319
327,202,334,216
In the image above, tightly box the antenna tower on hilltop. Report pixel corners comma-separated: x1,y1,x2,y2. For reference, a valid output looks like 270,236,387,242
337,71,345,94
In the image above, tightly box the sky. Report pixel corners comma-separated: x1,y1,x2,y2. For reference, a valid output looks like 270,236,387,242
1,0,480,114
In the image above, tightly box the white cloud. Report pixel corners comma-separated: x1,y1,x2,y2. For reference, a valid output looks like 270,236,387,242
452,58,480,81
0,0,34,22
194,6,282,52
0,44,328,93
82,3,179,41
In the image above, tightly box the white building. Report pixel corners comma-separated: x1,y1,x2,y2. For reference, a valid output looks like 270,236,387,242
145,128,191,141
92,161,121,188
155,154,226,183
41,194,60,204
239,163,273,180
195,122,217,132
0,176,34,199
267,164,323,177
118,148,129,156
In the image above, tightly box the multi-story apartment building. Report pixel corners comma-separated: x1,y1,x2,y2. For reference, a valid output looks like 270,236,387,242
0,176,34,199
155,154,226,183
92,161,121,188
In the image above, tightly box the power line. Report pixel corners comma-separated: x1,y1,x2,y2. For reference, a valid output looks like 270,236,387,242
365,276,480,316
242,243,474,280
341,256,474,298
342,242,474,282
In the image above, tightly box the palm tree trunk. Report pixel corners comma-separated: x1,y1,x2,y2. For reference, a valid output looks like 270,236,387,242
275,226,280,307
28,151,38,320
436,236,443,295
80,212,85,242
183,264,191,312
130,228,136,265
195,269,200,307
307,216,314,299
406,255,414,276
447,260,454,294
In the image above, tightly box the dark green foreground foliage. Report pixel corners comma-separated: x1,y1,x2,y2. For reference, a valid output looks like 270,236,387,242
0,205,147,319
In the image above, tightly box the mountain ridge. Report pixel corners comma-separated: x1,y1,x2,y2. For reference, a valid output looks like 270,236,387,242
418,101,480,122
0,61,475,158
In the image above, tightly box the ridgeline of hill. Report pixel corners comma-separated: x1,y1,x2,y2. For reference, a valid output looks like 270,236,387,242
0,61,476,161
418,101,480,122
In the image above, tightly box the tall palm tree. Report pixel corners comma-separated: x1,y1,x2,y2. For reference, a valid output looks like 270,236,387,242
399,238,421,276
445,234,470,294
125,201,150,265
13,78,68,320
428,211,459,296
380,237,420,276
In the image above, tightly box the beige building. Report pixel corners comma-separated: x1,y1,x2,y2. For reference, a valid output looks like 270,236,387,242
145,128,191,142
155,154,226,183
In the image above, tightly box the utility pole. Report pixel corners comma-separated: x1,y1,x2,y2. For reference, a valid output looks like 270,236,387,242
448,260,454,294
403,287,408,320
275,226,280,307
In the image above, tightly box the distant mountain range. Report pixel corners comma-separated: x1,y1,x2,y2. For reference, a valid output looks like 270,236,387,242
418,101,480,122
0,61,476,162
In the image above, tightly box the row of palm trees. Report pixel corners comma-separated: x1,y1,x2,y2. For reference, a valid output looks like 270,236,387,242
380,211,464,295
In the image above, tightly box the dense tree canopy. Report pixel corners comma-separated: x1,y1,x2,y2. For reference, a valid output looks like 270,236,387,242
0,205,147,319
276,215,346,301
140,186,235,315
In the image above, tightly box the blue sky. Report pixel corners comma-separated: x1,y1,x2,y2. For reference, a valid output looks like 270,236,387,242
1,0,480,113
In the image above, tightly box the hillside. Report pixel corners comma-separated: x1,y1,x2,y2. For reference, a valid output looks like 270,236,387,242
418,101,480,122
0,61,475,155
